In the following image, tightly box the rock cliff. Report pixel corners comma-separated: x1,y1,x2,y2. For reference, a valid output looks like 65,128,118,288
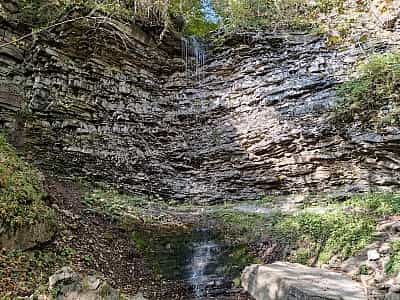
0,3,399,203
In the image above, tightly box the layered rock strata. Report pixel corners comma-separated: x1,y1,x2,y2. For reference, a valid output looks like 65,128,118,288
0,5,399,202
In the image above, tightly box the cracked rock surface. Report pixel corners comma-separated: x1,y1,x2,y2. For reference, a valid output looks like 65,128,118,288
0,8,399,203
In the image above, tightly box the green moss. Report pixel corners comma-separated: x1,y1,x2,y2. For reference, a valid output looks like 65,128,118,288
219,245,259,278
272,192,400,264
343,192,400,217
82,183,146,218
212,210,268,238
131,226,203,279
333,52,400,127
359,264,369,275
385,241,400,275
0,135,55,230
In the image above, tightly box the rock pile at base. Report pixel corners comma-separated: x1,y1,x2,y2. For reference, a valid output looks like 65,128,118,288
30,267,147,300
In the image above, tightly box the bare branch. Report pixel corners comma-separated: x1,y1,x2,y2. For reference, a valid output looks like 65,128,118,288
0,9,97,49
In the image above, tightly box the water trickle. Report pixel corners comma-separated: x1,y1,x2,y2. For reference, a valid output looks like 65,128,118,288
181,36,207,84
189,240,220,298
132,226,252,299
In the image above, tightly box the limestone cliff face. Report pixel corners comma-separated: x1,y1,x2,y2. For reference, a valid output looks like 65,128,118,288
0,5,399,202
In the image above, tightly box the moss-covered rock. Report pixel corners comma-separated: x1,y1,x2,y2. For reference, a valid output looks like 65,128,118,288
0,134,56,250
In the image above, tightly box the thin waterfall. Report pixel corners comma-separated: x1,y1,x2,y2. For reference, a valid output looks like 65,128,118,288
189,239,220,298
181,36,207,140
181,36,206,84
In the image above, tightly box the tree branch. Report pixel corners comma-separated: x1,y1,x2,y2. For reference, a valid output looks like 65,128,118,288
0,9,97,49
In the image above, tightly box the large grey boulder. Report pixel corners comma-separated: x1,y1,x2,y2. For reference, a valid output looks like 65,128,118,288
241,262,367,300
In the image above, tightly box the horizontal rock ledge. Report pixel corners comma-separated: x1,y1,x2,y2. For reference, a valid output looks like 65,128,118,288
241,262,367,300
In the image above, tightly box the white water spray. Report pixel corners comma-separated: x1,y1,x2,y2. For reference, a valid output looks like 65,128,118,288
189,240,219,298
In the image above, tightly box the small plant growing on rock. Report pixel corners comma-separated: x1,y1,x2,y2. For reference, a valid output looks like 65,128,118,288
359,264,369,275
333,52,400,128
385,241,400,275
83,255,93,265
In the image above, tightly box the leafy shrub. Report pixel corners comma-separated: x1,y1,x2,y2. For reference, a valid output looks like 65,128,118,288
333,52,400,127
213,0,346,30
0,135,54,229
17,0,173,31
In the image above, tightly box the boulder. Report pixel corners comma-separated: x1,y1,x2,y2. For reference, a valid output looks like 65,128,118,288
0,220,56,251
241,262,367,300
368,249,380,261
386,292,400,300
49,267,79,290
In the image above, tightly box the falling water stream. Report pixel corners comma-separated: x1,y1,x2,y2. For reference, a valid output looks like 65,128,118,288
189,240,219,297
132,224,250,299
167,34,240,299
181,36,207,83
186,229,227,299
180,39,214,297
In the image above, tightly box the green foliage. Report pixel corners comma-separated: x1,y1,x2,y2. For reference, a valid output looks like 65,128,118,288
16,0,356,38
83,254,93,265
271,192,400,264
385,241,400,275
343,193,400,217
213,192,400,265
18,0,215,37
219,245,258,279
214,0,346,31
18,0,165,27
271,210,375,264
169,0,218,36
333,52,400,127
0,135,55,229
212,210,268,237
0,248,70,298
359,264,369,275
82,183,147,219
